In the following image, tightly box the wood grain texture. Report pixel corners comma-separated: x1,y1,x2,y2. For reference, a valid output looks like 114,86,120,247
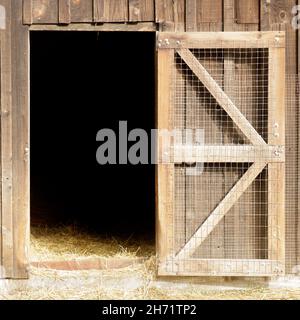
94,0,128,22
129,0,154,22
159,259,284,276
156,49,175,275
261,0,298,275
173,0,185,31
173,145,285,163
31,257,146,271
155,0,174,30
235,0,259,24
0,0,13,278
70,0,93,23
29,22,156,31
59,0,71,24
186,0,222,31
11,0,30,279
268,47,286,266
157,32,285,48
23,0,33,24
32,0,58,24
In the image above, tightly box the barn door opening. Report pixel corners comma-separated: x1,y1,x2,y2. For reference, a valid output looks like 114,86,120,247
157,32,286,277
30,31,156,262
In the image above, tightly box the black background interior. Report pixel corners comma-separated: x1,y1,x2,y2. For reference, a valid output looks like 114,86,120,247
30,31,156,236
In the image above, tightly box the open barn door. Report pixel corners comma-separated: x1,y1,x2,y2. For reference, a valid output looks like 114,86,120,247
156,32,286,277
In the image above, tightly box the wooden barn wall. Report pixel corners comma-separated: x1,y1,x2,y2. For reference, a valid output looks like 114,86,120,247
16,0,300,275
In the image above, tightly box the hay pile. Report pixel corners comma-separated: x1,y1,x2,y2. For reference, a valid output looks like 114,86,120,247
30,225,155,261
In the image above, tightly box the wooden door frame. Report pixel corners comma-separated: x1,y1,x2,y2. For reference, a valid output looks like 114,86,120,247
0,0,30,279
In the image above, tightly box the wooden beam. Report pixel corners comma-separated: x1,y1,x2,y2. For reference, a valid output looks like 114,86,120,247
0,0,13,278
176,48,266,146
29,22,156,32
173,145,285,163
156,49,175,274
159,259,285,276
175,162,266,260
11,0,30,279
157,31,285,48
268,47,285,269
260,0,294,274
31,257,146,271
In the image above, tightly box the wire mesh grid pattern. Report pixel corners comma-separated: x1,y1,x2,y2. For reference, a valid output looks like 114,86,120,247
173,48,269,144
161,45,286,276
285,74,300,275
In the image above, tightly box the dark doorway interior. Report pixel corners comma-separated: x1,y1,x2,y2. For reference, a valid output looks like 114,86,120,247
30,31,156,237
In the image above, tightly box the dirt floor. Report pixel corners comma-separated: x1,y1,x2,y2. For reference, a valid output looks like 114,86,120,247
1,226,300,300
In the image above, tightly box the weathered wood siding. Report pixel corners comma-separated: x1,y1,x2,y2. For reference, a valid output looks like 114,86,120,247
0,0,296,278
0,0,29,278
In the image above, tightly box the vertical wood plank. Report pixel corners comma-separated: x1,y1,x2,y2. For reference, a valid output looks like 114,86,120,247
235,0,259,24
261,0,298,274
94,0,128,22
155,0,185,32
32,0,59,24
185,0,197,31
268,47,285,269
11,0,30,279
129,0,154,22
59,0,71,24
0,0,13,278
157,48,175,274
23,0,33,25
155,0,174,30
173,0,185,32
186,0,222,31
225,0,259,31
70,0,93,23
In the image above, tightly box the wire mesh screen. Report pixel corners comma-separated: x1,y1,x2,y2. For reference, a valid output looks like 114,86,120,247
173,48,269,144
164,46,286,276
285,74,299,275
